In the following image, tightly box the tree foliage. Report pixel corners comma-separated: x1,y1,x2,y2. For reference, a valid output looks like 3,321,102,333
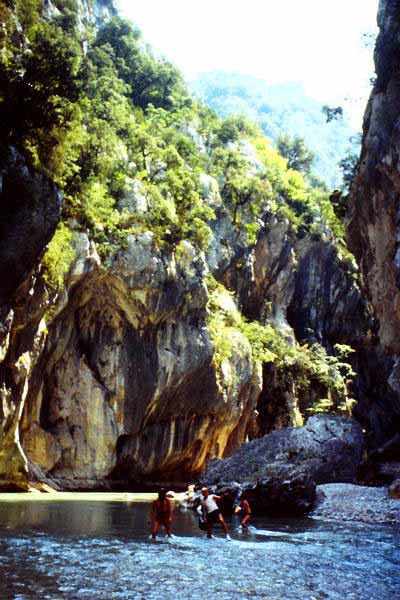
322,105,344,122
93,17,190,111
0,1,359,417
276,133,315,174
193,72,355,188
0,1,82,172
206,277,356,415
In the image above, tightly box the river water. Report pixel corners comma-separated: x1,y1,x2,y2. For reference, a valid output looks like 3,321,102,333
0,495,398,600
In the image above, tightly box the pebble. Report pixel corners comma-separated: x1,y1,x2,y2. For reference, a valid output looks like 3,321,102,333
311,483,400,524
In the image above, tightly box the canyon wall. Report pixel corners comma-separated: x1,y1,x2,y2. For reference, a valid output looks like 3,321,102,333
347,0,400,441
1,0,399,490
0,149,62,490
1,169,369,489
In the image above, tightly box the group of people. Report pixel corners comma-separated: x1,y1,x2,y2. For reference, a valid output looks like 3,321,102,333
147,486,251,540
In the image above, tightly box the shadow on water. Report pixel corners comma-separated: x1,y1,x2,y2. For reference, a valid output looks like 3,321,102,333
0,498,399,600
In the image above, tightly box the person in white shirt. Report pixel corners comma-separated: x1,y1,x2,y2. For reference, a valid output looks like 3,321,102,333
201,487,230,540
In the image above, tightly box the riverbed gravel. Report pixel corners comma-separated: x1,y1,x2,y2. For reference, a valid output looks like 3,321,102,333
312,483,400,524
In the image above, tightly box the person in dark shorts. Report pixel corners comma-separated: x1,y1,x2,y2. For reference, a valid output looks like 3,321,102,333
235,494,252,530
201,487,230,540
147,488,173,539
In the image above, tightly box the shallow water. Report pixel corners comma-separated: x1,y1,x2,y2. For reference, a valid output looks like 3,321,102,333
0,497,399,600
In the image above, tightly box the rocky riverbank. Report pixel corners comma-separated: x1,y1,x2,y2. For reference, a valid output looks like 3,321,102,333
312,483,400,524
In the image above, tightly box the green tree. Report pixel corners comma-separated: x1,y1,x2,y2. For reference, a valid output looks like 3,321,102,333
93,17,190,111
339,152,359,190
322,105,344,122
0,7,82,175
211,147,270,224
276,133,315,174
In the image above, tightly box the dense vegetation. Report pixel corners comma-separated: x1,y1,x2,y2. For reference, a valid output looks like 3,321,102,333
192,71,359,189
206,278,356,418
0,0,356,415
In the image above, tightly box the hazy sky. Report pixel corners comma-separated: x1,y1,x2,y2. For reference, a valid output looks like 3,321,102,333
116,0,379,127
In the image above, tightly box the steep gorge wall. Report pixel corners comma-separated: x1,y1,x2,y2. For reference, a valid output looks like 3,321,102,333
0,158,368,490
20,233,261,488
347,0,400,440
1,0,398,491
0,149,62,490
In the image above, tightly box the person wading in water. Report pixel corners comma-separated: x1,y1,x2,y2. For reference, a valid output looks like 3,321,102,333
147,488,173,539
235,494,252,530
201,487,231,540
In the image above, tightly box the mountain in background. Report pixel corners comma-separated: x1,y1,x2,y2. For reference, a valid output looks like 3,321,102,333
191,71,358,189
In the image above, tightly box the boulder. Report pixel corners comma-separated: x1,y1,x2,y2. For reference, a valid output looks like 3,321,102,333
202,414,365,486
214,476,316,516
243,475,316,515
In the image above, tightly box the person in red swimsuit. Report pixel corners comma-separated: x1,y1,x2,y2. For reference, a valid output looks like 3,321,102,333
147,488,173,539
235,494,252,530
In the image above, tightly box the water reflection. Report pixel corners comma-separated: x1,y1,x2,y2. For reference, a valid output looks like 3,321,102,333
0,499,398,600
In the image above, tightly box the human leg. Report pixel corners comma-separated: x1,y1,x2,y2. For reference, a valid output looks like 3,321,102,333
218,514,228,535
241,514,250,529
163,517,172,537
152,519,160,539
206,519,213,538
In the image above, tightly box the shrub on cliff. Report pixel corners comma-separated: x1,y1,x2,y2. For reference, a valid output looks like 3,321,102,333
206,277,356,418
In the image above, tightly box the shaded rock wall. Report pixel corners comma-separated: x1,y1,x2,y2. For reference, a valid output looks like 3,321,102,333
347,0,400,442
348,0,400,354
0,149,62,489
209,201,372,437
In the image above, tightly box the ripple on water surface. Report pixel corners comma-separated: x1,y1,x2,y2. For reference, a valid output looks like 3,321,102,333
0,497,398,600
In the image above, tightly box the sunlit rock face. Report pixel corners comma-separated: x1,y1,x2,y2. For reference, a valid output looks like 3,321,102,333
207,199,370,436
20,234,261,487
0,149,62,490
347,0,400,441
3,0,400,490
47,0,116,28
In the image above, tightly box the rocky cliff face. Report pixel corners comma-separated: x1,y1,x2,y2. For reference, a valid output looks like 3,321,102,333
45,0,116,26
347,0,400,441
0,149,62,490
20,231,261,488
208,199,371,437
1,0,398,491
348,0,400,354
0,160,368,490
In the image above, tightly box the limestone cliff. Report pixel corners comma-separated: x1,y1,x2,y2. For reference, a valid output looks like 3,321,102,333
347,0,400,443
1,160,367,490
348,0,400,354
20,233,261,488
0,0,395,491
0,149,62,490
